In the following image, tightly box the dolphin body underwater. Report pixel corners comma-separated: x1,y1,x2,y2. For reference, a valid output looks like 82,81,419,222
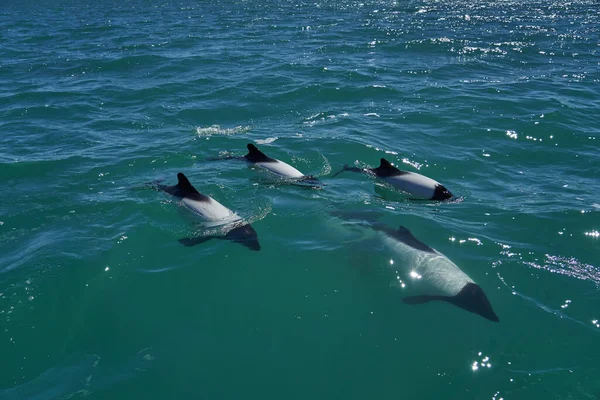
157,172,260,251
333,158,453,200
332,213,499,322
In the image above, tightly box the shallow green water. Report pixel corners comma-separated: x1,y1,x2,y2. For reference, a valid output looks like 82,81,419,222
1,0,599,399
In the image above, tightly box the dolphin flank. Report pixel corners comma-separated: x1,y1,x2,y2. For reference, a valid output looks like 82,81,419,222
244,143,318,183
333,157,453,200
157,172,260,251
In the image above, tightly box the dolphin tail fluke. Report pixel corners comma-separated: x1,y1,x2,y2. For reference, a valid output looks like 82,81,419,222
331,164,362,178
331,164,350,177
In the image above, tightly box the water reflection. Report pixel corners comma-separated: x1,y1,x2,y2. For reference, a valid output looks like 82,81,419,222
498,273,600,334
471,351,492,372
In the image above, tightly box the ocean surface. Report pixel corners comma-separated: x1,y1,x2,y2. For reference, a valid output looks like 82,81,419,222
1,0,599,398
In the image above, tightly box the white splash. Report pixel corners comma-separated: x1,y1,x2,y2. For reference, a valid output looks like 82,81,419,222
196,125,251,137
255,137,278,145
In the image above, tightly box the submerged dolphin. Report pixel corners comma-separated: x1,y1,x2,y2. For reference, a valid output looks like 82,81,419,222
332,213,498,322
157,172,260,251
333,158,453,200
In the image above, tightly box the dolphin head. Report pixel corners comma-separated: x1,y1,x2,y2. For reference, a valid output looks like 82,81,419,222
450,283,499,322
431,184,453,201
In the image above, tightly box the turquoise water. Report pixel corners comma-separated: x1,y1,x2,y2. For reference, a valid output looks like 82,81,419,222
1,0,599,398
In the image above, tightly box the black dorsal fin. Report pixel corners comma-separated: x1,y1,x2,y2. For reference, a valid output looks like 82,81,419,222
379,158,394,169
157,173,209,201
176,173,200,196
245,143,273,163
371,158,406,177
392,225,437,253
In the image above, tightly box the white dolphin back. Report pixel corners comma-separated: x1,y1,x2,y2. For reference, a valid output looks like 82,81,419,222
382,235,473,296
182,196,241,226
383,172,440,199
256,160,305,179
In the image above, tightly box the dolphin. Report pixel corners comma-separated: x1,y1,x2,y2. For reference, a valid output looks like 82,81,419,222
332,213,498,322
207,143,319,186
157,172,260,251
333,158,453,200
244,144,305,178
244,143,319,184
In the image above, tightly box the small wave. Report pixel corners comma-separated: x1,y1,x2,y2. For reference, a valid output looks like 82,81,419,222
497,273,599,334
523,254,600,285
302,111,350,126
0,349,154,400
195,125,251,137
508,366,577,375
316,152,332,177
401,158,423,170
1,229,67,274
255,137,278,144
